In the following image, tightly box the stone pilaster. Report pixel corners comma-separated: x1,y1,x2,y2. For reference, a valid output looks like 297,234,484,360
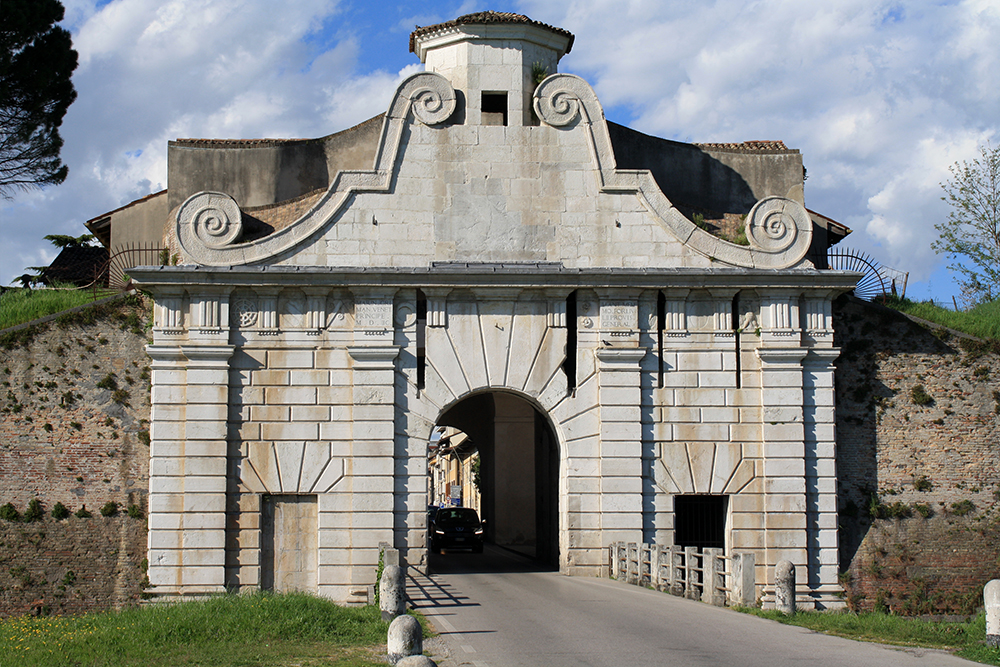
756,346,808,607
803,348,843,608
147,342,234,597
596,291,644,545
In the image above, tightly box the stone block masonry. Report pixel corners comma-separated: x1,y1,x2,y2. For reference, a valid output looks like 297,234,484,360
0,515,148,616
834,297,1000,613
0,296,152,615
0,297,151,513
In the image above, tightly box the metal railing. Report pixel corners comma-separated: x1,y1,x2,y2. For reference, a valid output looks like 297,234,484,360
608,542,755,607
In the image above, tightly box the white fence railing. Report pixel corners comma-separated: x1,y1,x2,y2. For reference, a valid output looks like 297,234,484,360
608,542,755,607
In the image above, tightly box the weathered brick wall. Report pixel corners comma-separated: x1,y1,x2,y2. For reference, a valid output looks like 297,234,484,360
0,297,152,615
0,515,148,616
834,297,1000,613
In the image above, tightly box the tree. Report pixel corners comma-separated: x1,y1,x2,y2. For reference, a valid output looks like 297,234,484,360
0,0,78,198
932,142,1000,306
43,233,95,248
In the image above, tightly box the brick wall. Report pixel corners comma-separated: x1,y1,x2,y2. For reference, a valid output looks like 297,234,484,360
0,297,152,615
834,297,1000,613
0,515,148,616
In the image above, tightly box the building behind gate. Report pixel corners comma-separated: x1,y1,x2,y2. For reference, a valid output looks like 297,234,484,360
131,12,857,608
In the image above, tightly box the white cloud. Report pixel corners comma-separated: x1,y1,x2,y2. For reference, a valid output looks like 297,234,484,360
3,0,998,303
522,0,1000,296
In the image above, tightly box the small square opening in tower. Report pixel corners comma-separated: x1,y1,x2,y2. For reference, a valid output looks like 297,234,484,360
481,91,508,126
674,495,728,550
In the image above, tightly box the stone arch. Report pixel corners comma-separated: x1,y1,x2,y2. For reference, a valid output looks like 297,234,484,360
428,387,567,569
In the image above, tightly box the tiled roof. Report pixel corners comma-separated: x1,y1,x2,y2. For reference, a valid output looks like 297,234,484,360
85,189,167,225
695,141,797,154
410,11,574,53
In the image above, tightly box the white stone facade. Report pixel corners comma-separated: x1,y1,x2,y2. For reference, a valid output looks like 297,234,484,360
133,14,856,608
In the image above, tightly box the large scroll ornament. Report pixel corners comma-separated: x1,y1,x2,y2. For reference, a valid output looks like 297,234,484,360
744,196,812,259
177,192,243,250
533,74,594,127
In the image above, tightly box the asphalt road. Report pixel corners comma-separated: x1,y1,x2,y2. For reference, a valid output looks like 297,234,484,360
407,545,973,667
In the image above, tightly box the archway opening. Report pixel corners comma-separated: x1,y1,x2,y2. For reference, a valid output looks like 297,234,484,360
430,391,559,570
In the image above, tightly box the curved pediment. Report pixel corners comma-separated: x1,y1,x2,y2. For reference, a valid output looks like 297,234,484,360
175,71,811,270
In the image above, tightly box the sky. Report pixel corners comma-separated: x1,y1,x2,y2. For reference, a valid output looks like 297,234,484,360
2,0,998,305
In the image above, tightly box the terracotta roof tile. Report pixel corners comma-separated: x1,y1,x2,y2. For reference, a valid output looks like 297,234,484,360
410,11,574,53
695,141,797,154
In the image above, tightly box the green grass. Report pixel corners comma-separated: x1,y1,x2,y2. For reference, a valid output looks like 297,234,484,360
0,285,116,330
740,609,999,665
880,295,1000,340
0,592,394,667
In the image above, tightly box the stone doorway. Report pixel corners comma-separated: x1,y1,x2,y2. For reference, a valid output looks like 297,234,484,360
434,392,560,568
260,495,318,592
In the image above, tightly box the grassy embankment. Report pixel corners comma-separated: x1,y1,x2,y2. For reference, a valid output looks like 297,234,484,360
880,295,1000,341
0,592,396,667
741,609,998,665
0,285,116,331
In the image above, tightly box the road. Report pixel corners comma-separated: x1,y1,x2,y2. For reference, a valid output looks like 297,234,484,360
406,545,972,667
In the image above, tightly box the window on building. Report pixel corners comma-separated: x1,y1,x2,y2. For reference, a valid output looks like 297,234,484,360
481,92,508,126
674,495,727,550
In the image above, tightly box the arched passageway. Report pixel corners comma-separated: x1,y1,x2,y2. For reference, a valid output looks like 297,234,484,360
434,392,559,569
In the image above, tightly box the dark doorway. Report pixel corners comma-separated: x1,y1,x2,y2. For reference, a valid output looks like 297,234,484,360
674,495,728,550
433,392,559,570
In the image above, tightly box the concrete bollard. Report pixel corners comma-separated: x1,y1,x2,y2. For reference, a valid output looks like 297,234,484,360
387,614,423,664
986,579,1000,648
775,560,795,615
380,564,405,621
397,656,437,667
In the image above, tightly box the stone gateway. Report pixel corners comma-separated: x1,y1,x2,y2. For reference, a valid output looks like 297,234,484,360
131,12,857,608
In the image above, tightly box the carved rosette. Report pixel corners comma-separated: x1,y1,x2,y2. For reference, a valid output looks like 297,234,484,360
533,74,592,127
177,192,243,250
744,196,812,261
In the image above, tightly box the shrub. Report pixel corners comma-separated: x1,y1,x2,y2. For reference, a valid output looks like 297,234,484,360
111,388,129,405
23,498,44,522
913,476,933,492
96,373,118,391
74,505,93,519
126,504,144,520
137,430,150,446
0,502,20,521
51,502,70,520
910,385,933,406
913,503,933,518
100,501,119,517
950,500,975,516
884,501,912,519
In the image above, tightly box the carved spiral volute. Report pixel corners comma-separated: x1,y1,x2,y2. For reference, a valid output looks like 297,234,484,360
533,74,593,127
178,192,243,250
398,72,456,126
744,196,811,256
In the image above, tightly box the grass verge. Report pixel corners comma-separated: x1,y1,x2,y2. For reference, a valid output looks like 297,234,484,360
879,295,1000,341
739,609,998,665
0,592,393,667
0,285,117,330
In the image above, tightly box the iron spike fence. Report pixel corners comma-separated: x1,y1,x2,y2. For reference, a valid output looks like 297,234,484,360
608,541,755,607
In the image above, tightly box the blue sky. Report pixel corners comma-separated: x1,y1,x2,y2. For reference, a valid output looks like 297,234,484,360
2,0,998,305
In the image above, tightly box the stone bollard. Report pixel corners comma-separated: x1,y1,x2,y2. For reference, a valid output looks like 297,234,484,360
986,579,1000,648
775,560,796,615
380,564,405,621
397,656,437,667
387,614,423,664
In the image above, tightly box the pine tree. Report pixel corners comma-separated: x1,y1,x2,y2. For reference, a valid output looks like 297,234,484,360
0,0,78,198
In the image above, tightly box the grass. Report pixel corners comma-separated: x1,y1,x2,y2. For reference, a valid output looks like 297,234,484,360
740,609,999,665
0,285,116,330
879,295,1000,340
0,592,395,667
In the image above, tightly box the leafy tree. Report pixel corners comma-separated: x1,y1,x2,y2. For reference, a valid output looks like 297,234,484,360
932,142,1000,306
0,0,78,198
43,233,95,249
